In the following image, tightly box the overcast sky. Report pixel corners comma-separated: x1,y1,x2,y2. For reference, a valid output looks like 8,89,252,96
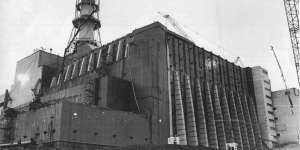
0,0,298,92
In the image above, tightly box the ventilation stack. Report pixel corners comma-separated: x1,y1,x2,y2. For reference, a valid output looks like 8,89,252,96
72,0,101,49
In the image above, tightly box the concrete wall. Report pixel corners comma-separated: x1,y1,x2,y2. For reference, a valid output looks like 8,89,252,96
6,51,61,108
1,22,262,150
108,23,170,145
11,102,62,144
9,52,42,108
252,66,278,148
60,101,150,146
272,88,300,150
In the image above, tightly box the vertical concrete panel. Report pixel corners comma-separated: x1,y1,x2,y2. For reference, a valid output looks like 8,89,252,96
106,44,114,63
205,82,218,149
96,49,103,68
174,71,187,145
212,84,227,150
220,87,235,143
50,76,57,88
87,53,94,72
184,76,198,146
71,61,79,79
57,73,62,85
241,94,256,150
124,43,130,58
79,57,87,76
248,96,264,150
195,79,209,147
166,37,174,138
228,91,243,150
116,40,124,61
64,64,72,82
235,92,250,150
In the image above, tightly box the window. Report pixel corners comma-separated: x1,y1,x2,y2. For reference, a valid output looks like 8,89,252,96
265,87,271,92
268,111,274,115
273,133,280,137
267,103,273,107
266,95,272,99
269,118,275,122
264,80,270,84
262,69,268,75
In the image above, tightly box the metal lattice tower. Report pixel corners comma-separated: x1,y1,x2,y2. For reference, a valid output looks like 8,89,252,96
283,0,300,87
61,0,102,72
66,0,102,55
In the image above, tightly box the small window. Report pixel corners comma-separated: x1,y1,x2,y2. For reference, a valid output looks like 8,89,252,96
266,95,272,99
262,70,268,75
265,87,271,92
267,103,273,107
264,80,270,85
268,111,274,115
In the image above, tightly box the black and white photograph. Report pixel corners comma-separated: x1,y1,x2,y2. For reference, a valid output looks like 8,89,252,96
0,0,299,150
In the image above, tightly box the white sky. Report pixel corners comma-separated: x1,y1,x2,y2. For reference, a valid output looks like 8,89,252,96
0,0,298,92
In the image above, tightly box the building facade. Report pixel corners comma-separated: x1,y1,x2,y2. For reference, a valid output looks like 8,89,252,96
0,22,265,150
272,88,300,150
251,66,278,149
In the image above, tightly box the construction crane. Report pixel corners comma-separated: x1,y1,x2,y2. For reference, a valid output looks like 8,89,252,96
157,12,194,42
270,46,294,114
283,0,300,88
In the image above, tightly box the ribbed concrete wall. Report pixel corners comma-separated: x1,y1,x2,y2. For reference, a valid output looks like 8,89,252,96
165,31,261,150
43,24,262,150
212,85,227,150
174,72,188,145
235,93,250,150
204,82,219,149
184,76,198,146
228,91,243,150
241,94,256,150
194,79,209,147
220,87,235,143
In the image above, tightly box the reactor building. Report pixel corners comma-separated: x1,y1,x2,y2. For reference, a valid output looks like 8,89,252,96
0,0,265,150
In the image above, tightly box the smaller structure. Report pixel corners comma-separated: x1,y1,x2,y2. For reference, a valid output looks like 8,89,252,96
251,66,278,149
272,88,300,150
